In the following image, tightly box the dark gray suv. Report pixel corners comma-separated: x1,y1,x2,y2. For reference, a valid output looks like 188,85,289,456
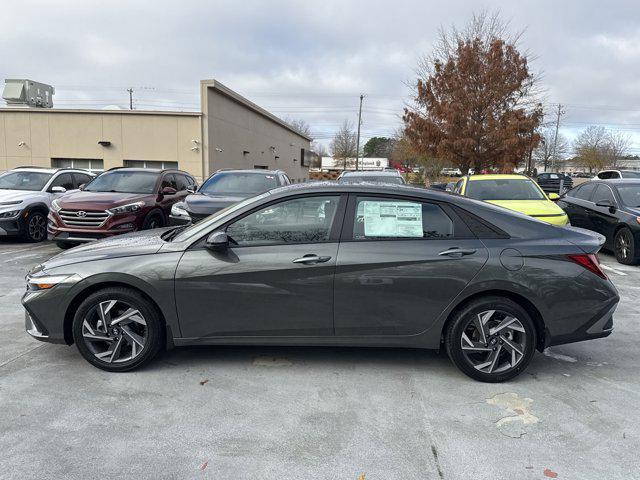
23,183,618,382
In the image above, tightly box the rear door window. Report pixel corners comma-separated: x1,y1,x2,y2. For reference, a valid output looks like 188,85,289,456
352,197,454,240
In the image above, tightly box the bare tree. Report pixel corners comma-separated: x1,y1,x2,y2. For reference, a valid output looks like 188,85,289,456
606,131,630,167
573,126,609,173
284,117,312,137
311,141,328,158
533,127,569,172
330,120,358,169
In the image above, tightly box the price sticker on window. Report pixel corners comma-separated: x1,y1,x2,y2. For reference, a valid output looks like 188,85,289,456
362,201,423,237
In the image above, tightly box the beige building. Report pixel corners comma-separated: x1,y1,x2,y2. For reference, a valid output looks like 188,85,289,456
0,79,311,182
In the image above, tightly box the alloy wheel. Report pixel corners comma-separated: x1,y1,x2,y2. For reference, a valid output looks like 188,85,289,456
615,230,631,261
28,214,46,241
460,309,527,374
81,300,148,363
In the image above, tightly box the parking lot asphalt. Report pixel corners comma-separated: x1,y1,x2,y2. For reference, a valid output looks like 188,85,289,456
0,239,638,479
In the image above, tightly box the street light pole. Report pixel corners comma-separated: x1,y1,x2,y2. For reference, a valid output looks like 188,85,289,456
355,94,364,170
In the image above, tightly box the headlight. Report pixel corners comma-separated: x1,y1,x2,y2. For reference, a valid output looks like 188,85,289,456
0,200,22,206
51,199,62,212
107,202,145,215
171,203,189,217
27,273,80,291
0,209,20,219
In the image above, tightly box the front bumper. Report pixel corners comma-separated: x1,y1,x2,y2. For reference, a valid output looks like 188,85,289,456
48,211,137,243
0,216,23,237
169,214,191,226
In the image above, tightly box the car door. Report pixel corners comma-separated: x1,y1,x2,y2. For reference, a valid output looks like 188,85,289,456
562,182,597,229
589,184,619,244
333,194,488,336
175,194,346,338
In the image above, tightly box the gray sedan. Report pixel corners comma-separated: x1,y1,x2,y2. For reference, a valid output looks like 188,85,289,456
23,183,618,382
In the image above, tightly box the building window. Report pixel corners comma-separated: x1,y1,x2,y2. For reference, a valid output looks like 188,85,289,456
52,158,104,174
123,160,179,169
253,165,268,170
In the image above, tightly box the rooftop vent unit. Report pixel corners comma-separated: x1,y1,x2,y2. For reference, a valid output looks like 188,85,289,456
2,79,55,108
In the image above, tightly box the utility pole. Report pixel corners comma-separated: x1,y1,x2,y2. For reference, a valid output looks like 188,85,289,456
355,94,364,170
550,103,565,172
127,88,134,110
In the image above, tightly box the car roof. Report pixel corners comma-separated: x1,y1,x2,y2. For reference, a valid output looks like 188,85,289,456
467,174,528,181
8,167,92,175
340,170,401,176
599,179,640,185
213,169,284,175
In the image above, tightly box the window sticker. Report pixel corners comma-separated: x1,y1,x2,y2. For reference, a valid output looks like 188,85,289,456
362,201,423,237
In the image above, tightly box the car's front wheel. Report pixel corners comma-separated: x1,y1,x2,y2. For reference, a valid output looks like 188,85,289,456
614,227,638,265
72,287,164,372
22,210,47,242
445,296,536,382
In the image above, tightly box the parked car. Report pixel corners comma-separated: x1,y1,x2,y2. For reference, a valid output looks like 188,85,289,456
453,174,569,225
593,169,640,180
535,172,573,194
558,179,640,264
170,169,290,225
48,167,196,248
24,182,618,382
440,167,462,176
337,170,406,185
0,167,94,242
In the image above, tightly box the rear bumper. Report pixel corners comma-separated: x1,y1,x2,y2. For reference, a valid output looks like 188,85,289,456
547,297,618,347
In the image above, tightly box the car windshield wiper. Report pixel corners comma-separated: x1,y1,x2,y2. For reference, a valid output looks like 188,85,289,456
162,225,188,242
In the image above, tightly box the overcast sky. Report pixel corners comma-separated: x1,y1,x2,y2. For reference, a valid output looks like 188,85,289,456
3,0,640,153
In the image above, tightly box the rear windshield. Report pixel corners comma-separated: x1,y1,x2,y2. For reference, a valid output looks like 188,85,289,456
338,175,405,185
84,170,159,194
200,172,278,196
465,179,545,201
616,185,640,207
0,171,52,191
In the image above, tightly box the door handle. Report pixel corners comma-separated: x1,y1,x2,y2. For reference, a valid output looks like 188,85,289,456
438,247,477,258
292,254,332,265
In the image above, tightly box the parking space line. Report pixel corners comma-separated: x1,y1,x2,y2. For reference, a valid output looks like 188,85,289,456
601,265,627,276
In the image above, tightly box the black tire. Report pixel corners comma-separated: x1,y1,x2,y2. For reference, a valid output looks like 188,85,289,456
72,287,164,372
445,296,536,382
56,241,77,250
142,210,164,230
21,210,47,242
614,227,638,265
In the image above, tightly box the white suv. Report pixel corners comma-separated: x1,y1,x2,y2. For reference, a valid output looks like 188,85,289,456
0,167,95,242
593,169,640,180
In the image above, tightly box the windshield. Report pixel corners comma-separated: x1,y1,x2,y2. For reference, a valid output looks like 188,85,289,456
0,171,52,191
616,185,640,207
621,171,640,178
200,172,278,196
84,170,159,194
465,179,545,201
172,192,271,243
338,175,404,185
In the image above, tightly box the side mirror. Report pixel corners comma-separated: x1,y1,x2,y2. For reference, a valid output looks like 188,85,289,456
548,193,560,201
205,231,229,251
595,200,616,213
161,186,177,195
78,184,86,191
51,186,67,193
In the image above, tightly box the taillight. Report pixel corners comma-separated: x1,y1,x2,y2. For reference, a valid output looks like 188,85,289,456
567,253,607,280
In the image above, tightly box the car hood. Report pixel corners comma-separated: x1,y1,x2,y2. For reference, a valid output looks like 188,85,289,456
485,199,566,217
39,227,171,270
184,192,247,215
0,189,44,203
57,191,150,209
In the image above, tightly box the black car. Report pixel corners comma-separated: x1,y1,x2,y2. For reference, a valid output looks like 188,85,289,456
24,182,618,382
535,172,573,194
558,179,640,264
170,169,290,224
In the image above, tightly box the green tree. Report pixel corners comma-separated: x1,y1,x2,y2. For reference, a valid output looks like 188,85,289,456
363,137,394,157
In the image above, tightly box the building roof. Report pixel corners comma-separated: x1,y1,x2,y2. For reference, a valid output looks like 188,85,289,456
201,79,312,142
0,107,201,116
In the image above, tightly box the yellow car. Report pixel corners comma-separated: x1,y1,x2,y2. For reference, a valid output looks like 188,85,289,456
453,174,569,226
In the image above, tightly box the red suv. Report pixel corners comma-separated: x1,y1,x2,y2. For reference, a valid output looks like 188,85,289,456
48,167,196,248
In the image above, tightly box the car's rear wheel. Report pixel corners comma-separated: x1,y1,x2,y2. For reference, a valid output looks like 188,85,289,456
72,287,164,372
445,296,536,382
22,211,47,242
614,227,637,265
